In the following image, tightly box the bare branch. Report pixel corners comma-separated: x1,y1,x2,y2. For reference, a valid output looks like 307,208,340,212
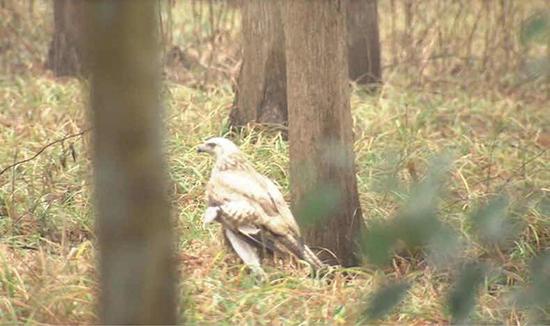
0,129,89,177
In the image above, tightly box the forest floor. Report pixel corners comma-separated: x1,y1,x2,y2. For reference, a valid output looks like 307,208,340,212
1,1,549,324
0,72,548,324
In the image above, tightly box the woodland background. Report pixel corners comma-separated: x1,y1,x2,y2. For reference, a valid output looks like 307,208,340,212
0,0,548,324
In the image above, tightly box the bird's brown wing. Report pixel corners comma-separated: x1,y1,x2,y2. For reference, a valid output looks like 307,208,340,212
255,173,302,235
207,170,299,236
206,170,309,263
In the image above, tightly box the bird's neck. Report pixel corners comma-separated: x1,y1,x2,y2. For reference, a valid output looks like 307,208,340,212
214,153,254,173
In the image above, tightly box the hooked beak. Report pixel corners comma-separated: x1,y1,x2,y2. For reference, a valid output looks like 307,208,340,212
197,144,208,153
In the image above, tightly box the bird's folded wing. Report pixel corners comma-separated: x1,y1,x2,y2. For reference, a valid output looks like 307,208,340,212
207,170,320,266
211,199,302,256
224,228,260,268
217,203,324,269
208,171,300,236
259,174,302,233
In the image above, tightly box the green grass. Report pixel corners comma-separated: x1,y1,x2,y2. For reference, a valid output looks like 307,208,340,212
0,73,547,324
1,1,549,324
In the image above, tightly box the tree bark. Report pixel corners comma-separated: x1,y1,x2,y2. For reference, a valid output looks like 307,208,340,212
85,1,176,324
347,0,382,86
282,0,366,267
47,0,84,76
229,0,287,128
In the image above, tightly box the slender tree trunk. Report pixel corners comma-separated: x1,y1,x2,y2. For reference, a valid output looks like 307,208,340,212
85,1,176,324
347,0,382,86
282,0,365,267
403,0,414,72
229,0,287,128
47,0,84,76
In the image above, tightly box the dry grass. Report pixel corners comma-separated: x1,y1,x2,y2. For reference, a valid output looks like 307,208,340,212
0,1,549,324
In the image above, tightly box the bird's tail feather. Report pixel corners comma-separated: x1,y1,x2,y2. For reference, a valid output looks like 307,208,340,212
220,219,327,271
277,235,325,271
303,244,325,270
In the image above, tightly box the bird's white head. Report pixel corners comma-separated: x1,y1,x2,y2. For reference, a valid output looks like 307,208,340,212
197,137,240,158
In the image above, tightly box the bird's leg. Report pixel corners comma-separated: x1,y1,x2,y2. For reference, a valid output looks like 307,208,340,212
203,206,221,226
250,265,268,283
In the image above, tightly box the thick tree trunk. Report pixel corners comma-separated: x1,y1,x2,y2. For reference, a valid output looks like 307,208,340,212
282,0,365,267
47,0,84,76
229,0,287,128
85,1,176,324
347,0,382,86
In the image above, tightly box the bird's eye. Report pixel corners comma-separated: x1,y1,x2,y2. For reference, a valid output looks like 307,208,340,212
207,143,215,148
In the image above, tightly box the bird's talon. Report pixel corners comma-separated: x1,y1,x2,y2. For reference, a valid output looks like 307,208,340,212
250,265,267,282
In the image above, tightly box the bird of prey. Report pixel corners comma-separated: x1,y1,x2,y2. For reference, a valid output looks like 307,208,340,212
197,137,324,273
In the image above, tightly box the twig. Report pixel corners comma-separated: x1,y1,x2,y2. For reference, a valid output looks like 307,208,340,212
485,140,497,193
382,53,476,70
443,148,547,211
499,148,547,187
0,129,89,177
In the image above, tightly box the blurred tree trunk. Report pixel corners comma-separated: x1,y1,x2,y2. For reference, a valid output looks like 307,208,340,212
347,0,382,86
47,0,84,76
85,1,176,324
28,0,35,15
282,0,366,267
229,0,287,128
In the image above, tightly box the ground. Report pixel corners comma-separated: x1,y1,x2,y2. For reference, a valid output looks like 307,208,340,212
0,73,547,324
0,1,549,324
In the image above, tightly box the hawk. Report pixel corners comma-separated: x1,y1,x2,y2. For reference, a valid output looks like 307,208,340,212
197,137,324,273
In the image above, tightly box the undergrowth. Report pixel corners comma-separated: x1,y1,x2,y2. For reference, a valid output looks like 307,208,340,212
0,74,547,324
0,1,548,324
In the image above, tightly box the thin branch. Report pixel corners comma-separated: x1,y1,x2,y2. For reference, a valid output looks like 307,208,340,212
443,148,547,211
382,53,476,70
0,129,89,177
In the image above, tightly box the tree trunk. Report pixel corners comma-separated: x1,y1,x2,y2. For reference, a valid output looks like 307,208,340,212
47,0,84,76
347,0,382,86
229,0,287,128
282,0,365,267
85,1,176,324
